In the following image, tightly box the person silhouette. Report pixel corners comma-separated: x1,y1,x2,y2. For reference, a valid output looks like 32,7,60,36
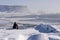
13,22,18,29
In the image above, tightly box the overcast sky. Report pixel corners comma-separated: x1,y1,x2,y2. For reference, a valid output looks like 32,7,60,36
0,0,60,13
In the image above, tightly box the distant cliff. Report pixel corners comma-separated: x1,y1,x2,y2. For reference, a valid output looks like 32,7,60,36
0,5,29,13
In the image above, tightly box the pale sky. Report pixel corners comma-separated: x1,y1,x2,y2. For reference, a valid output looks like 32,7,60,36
0,0,60,13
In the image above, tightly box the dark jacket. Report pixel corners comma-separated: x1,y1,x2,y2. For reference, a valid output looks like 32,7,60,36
13,22,18,29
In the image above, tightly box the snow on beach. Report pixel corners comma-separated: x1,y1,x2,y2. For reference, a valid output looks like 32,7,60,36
0,27,60,40
0,28,39,40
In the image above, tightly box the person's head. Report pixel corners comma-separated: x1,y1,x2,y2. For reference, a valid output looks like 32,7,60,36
14,22,16,24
